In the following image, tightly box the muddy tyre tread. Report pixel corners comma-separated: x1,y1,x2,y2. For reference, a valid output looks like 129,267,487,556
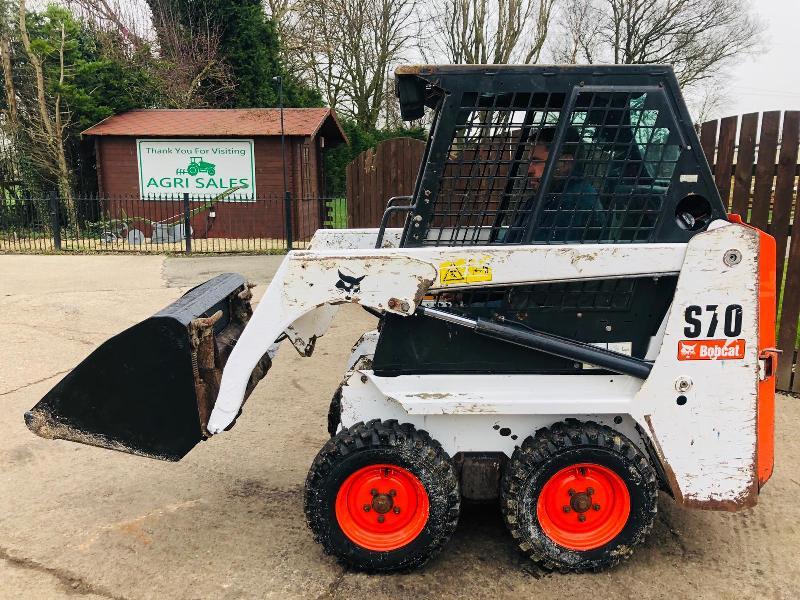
304,419,460,572
501,419,658,573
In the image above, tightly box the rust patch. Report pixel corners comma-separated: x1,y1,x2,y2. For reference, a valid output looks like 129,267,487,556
644,414,684,505
644,415,758,512
680,493,757,512
414,274,435,306
570,252,599,265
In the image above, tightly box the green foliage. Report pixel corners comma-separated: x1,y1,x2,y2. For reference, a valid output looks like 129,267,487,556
21,6,159,133
323,120,427,194
151,0,320,108
324,198,347,228
10,5,161,191
212,0,320,108
6,1,420,197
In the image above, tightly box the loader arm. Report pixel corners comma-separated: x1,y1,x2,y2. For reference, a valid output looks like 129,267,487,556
207,240,687,433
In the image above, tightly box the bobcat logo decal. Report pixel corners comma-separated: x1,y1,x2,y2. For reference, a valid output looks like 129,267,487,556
335,270,365,299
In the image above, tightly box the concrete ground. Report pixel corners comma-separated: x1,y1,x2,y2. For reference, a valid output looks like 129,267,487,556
1,254,798,600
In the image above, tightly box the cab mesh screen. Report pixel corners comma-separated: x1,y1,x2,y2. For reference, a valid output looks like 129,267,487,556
422,89,682,246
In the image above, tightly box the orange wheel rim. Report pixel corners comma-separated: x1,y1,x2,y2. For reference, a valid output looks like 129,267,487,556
335,464,429,551
536,463,630,551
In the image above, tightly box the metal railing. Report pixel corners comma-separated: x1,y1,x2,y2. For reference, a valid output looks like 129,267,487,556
0,192,347,254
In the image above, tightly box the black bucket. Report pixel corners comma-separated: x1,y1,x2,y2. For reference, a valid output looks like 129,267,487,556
24,273,270,461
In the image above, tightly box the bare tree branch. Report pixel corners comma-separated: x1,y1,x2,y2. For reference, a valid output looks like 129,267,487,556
552,0,763,87
295,0,418,128
424,0,556,65
17,0,73,205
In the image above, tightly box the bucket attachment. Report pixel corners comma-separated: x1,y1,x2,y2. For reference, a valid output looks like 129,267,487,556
24,273,271,461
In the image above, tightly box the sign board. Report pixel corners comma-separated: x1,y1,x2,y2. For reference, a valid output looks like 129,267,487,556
137,139,256,200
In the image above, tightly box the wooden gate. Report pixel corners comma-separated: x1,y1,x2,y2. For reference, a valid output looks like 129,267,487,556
345,137,426,228
699,111,800,392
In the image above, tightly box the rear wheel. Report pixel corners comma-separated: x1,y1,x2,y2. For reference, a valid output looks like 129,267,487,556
501,420,657,572
304,420,460,572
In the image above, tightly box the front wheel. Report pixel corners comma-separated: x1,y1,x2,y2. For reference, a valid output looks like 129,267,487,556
304,420,460,572
501,420,658,572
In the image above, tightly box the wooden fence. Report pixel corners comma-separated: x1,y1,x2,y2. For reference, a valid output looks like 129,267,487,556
699,111,800,392
345,137,425,228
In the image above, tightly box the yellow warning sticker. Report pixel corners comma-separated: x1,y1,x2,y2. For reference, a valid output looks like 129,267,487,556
439,258,493,286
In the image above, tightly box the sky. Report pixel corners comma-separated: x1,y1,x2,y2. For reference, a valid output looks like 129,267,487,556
726,0,800,117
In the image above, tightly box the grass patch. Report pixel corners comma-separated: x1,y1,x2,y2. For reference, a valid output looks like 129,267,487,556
324,198,348,228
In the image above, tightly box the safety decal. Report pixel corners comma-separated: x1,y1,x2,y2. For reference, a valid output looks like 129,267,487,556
677,339,746,361
439,258,493,286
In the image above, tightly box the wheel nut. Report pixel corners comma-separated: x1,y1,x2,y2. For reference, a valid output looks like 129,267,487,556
568,488,576,496
377,515,385,523
562,505,571,513
593,504,601,511
578,514,586,522
389,489,396,497
393,506,401,514
586,487,594,495
370,488,378,496
363,504,371,512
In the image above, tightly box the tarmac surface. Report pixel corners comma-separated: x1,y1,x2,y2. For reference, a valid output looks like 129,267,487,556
1,254,799,599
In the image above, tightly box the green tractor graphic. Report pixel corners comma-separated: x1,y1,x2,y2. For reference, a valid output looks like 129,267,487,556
176,156,216,176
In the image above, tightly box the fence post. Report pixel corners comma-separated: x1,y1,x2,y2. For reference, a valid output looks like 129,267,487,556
49,190,61,251
318,197,326,229
284,191,293,251
183,192,192,254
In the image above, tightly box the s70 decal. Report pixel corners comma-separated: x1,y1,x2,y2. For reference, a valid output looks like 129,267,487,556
684,304,743,338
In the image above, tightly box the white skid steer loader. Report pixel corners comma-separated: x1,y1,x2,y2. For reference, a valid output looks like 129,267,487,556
26,65,778,573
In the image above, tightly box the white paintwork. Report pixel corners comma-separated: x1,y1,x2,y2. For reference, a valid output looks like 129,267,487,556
631,223,761,506
363,372,642,415
338,366,646,456
308,228,403,250
209,241,686,433
284,304,339,356
208,221,764,509
345,330,380,371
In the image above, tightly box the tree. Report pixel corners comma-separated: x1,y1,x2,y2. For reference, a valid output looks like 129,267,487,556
147,0,320,108
16,0,73,205
296,0,418,129
551,0,763,88
2,2,161,194
423,0,556,64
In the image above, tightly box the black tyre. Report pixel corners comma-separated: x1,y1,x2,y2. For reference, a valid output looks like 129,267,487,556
501,419,657,572
326,386,342,436
304,419,460,572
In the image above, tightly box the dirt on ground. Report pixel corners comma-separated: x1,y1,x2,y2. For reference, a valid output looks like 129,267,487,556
1,254,798,599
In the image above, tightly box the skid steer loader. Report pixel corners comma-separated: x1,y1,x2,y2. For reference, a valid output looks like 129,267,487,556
26,65,778,573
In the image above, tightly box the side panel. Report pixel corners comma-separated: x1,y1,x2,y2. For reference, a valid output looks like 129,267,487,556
632,223,760,509
338,370,645,457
